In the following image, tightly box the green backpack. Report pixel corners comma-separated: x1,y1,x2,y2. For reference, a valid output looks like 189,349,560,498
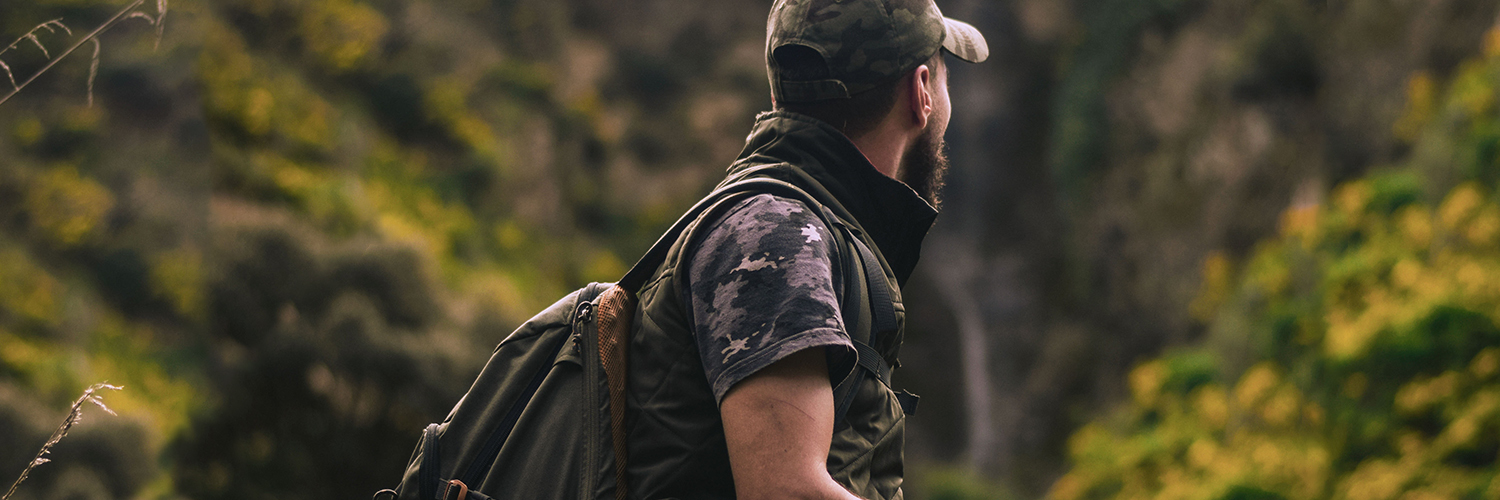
372,176,905,500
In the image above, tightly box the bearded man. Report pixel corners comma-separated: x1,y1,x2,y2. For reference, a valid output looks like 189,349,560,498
620,0,989,498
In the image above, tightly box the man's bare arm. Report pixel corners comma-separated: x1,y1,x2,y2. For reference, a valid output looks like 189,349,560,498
720,347,864,500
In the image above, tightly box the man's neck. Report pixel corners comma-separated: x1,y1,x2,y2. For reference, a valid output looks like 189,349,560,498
848,125,908,180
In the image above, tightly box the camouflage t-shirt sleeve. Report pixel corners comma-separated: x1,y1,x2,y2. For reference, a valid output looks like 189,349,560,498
685,194,856,403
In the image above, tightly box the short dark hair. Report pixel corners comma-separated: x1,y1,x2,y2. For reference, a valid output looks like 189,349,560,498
772,45,942,138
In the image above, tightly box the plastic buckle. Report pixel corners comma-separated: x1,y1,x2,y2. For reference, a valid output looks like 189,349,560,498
441,479,468,500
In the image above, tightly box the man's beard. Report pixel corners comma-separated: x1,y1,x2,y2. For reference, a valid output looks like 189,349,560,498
897,126,950,209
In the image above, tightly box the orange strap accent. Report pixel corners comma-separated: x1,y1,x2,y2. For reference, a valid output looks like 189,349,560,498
444,479,468,500
596,285,638,500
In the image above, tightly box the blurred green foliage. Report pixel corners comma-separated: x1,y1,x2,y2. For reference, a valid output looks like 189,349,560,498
0,0,762,497
1051,29,1500,500
1051,0,1202,195
911,466,1018,500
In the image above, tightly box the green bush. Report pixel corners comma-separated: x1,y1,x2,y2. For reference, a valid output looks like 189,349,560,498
1051,27,1500,500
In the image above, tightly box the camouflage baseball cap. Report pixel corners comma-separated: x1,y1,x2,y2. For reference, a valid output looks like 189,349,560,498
767,0,989,103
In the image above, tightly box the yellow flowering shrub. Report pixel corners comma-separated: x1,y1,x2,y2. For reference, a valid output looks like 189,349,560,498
150,247,204,318
1052,357,1332,500
198,22,338,150
23,165,115,247
1055,168,1500,500
0,246,63,327
298,0,389,73
1053,27,1500,500
1050,179,1500,495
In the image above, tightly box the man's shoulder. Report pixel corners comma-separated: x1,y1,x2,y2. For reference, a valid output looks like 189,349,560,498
725,192,821,223
693,192,836,257
684,191,852,403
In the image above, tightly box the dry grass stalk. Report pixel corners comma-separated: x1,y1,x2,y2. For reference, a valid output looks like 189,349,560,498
0,383,123,500
0,19,73,57
155,0,168,50
0,20,72,90
87,38,101,107
0,0,168,109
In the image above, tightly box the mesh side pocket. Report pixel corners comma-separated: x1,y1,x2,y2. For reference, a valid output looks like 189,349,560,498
595,285,638,500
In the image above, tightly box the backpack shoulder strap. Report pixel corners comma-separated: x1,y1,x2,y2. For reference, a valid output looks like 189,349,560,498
620,175,819,293
823,209,905,427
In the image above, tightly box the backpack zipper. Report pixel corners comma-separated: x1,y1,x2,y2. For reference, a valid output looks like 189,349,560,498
460,300,597,486
579,298,602,499
571,303,593,356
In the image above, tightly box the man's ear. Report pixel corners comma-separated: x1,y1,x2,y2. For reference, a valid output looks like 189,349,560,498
908,65,933,130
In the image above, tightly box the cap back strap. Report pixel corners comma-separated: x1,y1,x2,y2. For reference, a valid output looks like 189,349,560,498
775,79,851,103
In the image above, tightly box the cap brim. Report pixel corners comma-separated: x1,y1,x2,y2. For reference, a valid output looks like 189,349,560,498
942,17,989,63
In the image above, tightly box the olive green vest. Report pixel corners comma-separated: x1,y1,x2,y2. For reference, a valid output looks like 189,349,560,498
623,111,938,500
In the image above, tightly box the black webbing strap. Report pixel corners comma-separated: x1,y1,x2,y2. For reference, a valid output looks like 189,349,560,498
419,424,440,500
848,234,898,342
851,339,891,386
847,230,917,414
832,228,905,426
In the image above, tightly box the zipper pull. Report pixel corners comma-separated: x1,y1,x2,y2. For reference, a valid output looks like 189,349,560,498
576,302,595,324
571,302,594,356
